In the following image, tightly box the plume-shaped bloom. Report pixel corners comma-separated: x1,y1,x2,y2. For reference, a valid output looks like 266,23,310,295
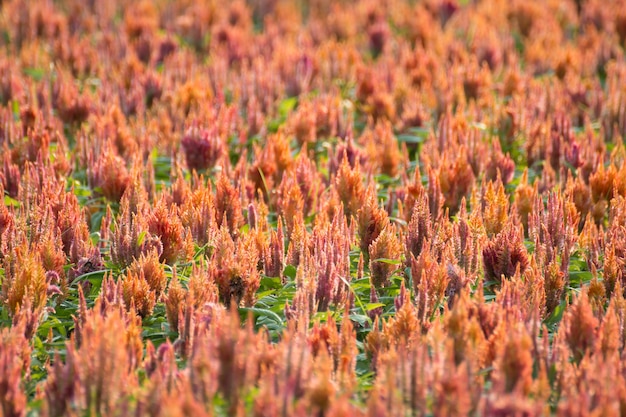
411,242,449,326
312,211,351,310
563,291,598,362
264,219,285,279
2,244,48,317
493,324,534,395
405,187,432,262
212,226,260,307
126,248,167,299
188,262,219,308
482,222,529,285
181,124,225,172
433,360,472,416
164,271,187,334
0,318,30,417
482,178,509,238
438,148,475,214
277,172,305,236
180,181,217,248
369,224,402,289
87,145,130,202
363,121,402,177
121,269,156,317
147,197,192,264
44,297,143,416
357,186,389,260
215,174,244,237
334,156,365,219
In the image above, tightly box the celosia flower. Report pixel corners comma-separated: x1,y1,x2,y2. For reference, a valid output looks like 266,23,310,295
180,181,217,248
330,134,367,177
127,249,167,299
587,276,607,316
445,291,487,367
87,146,130,202
55,191,91,263
70,248,104,282
544,259,566,315
0,320,30,417
52,77,91,125
368,20,390,58
264,220,285,280
215,174,244,237
411,242,448,324
110,196,162,268
514,169,535,231
494,325,533,395
437,148,474,214
368,284,383,321
334,156,365,219
35,221,66,282
0,187,15,257
188,262,219,308
485,142,515,185
369,225,402,288
289,101,317,145
121,270,156,318
434,362,471,416
311,211,352,311
142,71,163,108
598,300,621,359
307,350,336,414
286,215,308,268
357,186,388,260
181,125,225,172
294,151,323,216
602,245,623,298
482,222,529,285
482,179,509,238
212,226,261,307
452,200,482,275
50,295,142,415
363,121,402,177
2,244,48,317
164,271,187,334
1,157,21,198
277,173,305,235
563,291,598,362
147,197,192,264
367,91,396,122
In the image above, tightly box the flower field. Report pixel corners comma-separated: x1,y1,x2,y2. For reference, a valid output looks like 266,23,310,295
2,0,626,415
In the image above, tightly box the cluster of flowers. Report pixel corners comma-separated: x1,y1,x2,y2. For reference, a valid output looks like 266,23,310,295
2,0,626,414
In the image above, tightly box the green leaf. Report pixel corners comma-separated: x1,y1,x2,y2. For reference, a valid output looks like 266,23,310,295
136,231,147,248
4,195,20,207
349,314,370,327
23,67,45,81
370,258,402,265
365,303,384,311
259,276,282,291
283,265,297,280
545,299,567,327
73,269,108,284
11,100,19,119
569,270,593,286
278,97,298,116
239,307,284,328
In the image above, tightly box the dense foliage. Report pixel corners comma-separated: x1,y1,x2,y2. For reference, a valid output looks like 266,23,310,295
2,0,626,415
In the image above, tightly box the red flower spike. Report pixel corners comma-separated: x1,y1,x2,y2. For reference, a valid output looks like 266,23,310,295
482,222,529,286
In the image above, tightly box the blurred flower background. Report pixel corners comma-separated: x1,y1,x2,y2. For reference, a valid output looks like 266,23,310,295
1,0,626,415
